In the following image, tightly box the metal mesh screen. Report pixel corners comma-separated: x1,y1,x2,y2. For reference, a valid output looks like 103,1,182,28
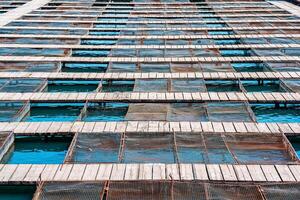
226,134,295,164
33,181,300,200
66,133,121,163
34,182,105,200
125,103,169,121
261,183,300,200
66,132,297,164
123,133,174,163
125,102,254,122
207,183,263,200
107,181,171,200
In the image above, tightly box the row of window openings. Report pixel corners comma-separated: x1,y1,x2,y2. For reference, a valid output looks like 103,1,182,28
59,62,296,73
2,37,299,46
0,79,292,93
1,47,299,57
1,133,300,165
0,102,299,123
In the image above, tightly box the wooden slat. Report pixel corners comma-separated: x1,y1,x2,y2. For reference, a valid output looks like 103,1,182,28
247,165,266,182
220,164,237,181
289,165,300,181
124,164,139,180
0,92,297,104
82,164,99,181
276,165,296,182
138,164,153,180
96,164,113,180
179,164,194,180
53,164,73,181
166,164,180,180
23,164,45,182
193,164,209,180
207,164,223,181
0,164,299,182
5,122,300,135
40,164,59,181
110,164,126,181
152,164,166,180
0,164,18,182
233,165,252,181
9,164,31,182
68,164,86,181
261,165,281,182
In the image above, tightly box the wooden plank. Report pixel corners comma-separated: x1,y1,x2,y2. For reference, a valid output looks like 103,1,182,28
212,122,224,133
23,164,45,182
233,122,248,133
220,164,237,181
201,122,214,132
193,164,208,180
166,164,180,180
169,122,181,132
288,165,300,181
180,122,191,132
82,164,100,181
261,165,281,182
190,122,202,132
0,91,299,103
222,122,236,133
9,164,31,182
247,165,266,181
53,164,73,181
96,164,113,180
35,122,52,135
207,164,223,181
124,164,139,180
179,164,194,180
233,165,252,181
276,165,296,182
152,164,166,180
110,164,126,181
93,122,106,133
40,164,59,181
139,164,153,180
4,122,300,135
0,164,18,182
68,164,86,181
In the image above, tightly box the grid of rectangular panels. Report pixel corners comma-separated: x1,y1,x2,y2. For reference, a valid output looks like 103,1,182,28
0,0,300,191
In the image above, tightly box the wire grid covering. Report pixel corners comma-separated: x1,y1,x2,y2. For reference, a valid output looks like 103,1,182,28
67,132,296,164
0,62,60,72
127,102,253,122
0,101,27,122
122,132,174,163
33,181,300,200
225,134,295,164
106,62,236,73
206,183,263,200
34,182,105,200
133,79,207,92
261,183,300,200
106,181,207,200
67,133,121,163
125,103,169,121
0,78,46,93
281,79,300,93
